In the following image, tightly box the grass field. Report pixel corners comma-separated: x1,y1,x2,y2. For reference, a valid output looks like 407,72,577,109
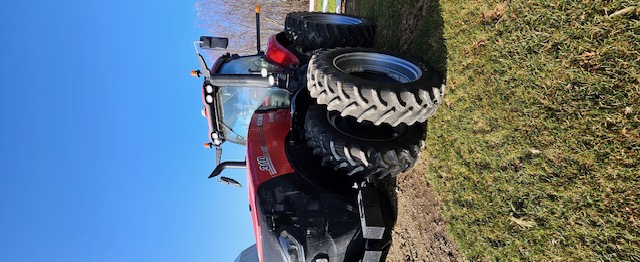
312,0,337,13
352,0,639,260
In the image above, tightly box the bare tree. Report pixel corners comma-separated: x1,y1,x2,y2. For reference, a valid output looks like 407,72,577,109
195,0,307,58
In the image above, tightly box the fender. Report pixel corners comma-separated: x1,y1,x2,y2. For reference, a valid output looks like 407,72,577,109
265,33,300,68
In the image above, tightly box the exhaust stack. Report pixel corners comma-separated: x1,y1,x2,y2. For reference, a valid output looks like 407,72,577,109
255,5,261,53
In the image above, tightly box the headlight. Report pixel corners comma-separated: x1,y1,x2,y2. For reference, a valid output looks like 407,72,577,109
278,230,305,262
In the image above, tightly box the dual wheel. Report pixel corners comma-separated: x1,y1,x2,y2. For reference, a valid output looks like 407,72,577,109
284,12,445,179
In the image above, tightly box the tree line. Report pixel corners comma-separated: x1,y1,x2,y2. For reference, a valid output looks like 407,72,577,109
196,0,307,56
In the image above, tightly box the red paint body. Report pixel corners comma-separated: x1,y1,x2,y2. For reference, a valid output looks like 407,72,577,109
245,109,294,262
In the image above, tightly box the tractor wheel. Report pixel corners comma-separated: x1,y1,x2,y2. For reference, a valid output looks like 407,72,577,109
284,12,374,49
304,104,425,179
308,48,445,126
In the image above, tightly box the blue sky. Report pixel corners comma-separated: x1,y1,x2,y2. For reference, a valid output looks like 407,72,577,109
0,1,254,261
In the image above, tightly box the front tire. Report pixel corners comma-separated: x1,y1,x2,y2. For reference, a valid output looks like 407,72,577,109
304,104,425,179
307,48,445,126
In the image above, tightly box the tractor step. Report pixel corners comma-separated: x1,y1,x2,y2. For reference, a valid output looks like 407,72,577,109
362,250,383,262
357,186,386,240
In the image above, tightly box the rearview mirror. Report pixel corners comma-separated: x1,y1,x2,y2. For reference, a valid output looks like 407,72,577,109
219,176,242,187
200,36,229,49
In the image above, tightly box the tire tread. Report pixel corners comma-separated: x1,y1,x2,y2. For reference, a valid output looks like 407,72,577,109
304,105,425,179
307,48,445,126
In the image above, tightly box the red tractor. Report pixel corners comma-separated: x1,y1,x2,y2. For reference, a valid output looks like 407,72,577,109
191,7,444,262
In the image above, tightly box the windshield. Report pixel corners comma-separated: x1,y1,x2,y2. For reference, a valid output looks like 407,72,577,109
215,55,289,145
218,86,290,144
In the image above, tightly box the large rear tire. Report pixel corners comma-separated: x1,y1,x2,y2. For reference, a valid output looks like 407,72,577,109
284,12,374,49
307,48,445,126
304,104,425,179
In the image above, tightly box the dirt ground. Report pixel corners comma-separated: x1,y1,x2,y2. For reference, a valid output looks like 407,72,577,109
381,161,463,262
342,1,464,261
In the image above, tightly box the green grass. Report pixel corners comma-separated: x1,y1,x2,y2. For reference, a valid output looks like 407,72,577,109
353,0,639,260
314,0,337,13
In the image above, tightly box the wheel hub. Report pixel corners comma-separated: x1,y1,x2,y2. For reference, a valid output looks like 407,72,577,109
333,52,422,83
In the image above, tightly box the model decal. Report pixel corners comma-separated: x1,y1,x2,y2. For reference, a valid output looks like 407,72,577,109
256,114,277,175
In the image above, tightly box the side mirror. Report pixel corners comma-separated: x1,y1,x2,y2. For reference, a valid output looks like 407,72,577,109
200,36,229,49
219,176,242,187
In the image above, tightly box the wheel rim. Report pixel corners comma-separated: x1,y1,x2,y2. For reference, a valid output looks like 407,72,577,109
333,52,422,83
327,112,406,142
301,14,362,25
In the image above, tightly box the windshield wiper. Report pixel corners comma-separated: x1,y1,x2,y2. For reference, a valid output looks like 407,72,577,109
220,122,246,141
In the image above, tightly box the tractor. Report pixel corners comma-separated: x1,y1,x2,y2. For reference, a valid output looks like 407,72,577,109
191,7,444,262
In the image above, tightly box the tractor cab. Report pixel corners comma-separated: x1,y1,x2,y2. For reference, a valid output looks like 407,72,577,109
193,38,290,145
191,36,293,182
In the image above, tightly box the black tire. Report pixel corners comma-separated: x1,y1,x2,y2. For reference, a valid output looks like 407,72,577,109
284,12,374,50
307,48,445,126
304,104,425,179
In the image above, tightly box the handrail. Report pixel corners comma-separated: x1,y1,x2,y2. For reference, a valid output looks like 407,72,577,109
208,161,247,179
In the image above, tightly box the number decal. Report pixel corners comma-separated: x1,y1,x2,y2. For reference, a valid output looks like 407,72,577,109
257,156,271,172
